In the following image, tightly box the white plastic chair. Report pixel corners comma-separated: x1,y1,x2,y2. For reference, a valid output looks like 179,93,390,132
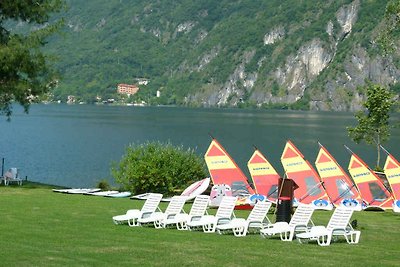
217,201,272,237
2,168,23,186
296,207,361,246
162,195,210,230
138,195,187,228
112,193,163,226
260,204,315,241
187,196,237,233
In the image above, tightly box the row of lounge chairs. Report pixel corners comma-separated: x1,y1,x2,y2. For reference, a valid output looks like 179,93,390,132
112,194,361,246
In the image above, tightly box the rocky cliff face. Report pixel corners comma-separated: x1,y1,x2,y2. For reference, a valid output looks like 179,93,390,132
184,0,399,111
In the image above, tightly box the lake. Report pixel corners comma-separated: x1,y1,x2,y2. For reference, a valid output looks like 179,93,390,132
1,104,399,188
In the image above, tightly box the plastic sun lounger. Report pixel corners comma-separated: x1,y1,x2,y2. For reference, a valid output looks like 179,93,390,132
260,203,315,241
187,196,237,233
216,201,272,237
138,196,187,228
112,193,163,226
296,207,361,246
161,195,210,230
2,168,23,186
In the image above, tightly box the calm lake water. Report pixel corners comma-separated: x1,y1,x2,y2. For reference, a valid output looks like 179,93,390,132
1,104,399,188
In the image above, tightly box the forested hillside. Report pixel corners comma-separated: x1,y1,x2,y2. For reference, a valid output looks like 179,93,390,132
26,0,400,110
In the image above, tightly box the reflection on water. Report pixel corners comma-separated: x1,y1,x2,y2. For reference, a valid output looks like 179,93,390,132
1,104,399,188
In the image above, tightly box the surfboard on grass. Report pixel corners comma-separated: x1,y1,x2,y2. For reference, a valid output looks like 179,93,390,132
52,188,101,194
315,143,363,210
346,146,394,211
280,140,333,210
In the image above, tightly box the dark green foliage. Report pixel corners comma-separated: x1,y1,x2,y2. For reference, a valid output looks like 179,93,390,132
30,0,397,110
112,141,207,196
0,0,64,117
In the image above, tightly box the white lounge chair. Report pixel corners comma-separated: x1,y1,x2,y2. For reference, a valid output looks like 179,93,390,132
296,207,361,246
216,201,272,237
187,196,237,233
2,168,23,186
162,195,210,230
138,195,187,228
112,193,163,226
260,204,315,241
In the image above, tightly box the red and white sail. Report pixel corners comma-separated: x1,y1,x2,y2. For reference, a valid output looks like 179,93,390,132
204,138,255,198
247,149,279,203
382,146,400,212
315,144,363,210
347,148,394,210
280,140,333,210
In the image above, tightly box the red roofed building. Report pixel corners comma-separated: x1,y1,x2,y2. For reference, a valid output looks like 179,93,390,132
117,84,139,95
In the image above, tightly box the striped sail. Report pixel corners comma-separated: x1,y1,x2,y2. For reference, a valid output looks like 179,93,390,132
247,149,279,203
315,144,363,210
382,147,400,212
280,140,333,210
347,151,394,210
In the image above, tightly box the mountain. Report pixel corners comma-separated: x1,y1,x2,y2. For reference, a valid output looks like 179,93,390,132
37,0,400,110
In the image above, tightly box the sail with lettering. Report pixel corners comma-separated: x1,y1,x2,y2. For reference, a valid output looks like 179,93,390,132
247,148,279,203
381,146,400,212
315,143,363,210
280,140,333,210
346,146,394,210
204,138,255,201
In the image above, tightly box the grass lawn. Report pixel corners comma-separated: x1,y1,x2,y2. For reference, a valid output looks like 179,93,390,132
1,183,399,266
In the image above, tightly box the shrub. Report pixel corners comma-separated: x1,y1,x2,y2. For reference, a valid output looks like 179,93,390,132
112,141,207,196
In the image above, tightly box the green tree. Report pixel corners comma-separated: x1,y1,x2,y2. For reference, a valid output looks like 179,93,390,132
112,141,207,196
0,0,63,117
347,84,395,169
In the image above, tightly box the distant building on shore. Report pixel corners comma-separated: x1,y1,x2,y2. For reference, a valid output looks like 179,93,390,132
117,84,139,96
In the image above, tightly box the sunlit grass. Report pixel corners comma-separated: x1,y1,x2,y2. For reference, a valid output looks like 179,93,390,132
1,183,399,266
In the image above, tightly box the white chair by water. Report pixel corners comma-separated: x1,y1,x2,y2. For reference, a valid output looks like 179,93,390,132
187,196,237,233
216,201,272,237
162,195,210,230
260,203,315,241
2,168,23,186
112,193,163,226
296,207,361,246
138,195,187,228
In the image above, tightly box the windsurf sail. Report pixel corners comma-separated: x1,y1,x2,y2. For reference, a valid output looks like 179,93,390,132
346,146,394,210
204,138,255,197
315,143,363,210
247,148,279,203
381,146,400,212
280,140,333,210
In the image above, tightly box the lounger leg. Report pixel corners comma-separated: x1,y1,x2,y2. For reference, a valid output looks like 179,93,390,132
128,218,140,227
317,234,332,246
154,220,163,229
233,226,246,237
345,231,361,244
177,221,187,230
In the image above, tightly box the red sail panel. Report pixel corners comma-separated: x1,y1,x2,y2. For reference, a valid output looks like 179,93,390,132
280,140,331,207
247,149,279,202
383,153,400,200
205,139,254,196
315,145,363,208
348,153,394,209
